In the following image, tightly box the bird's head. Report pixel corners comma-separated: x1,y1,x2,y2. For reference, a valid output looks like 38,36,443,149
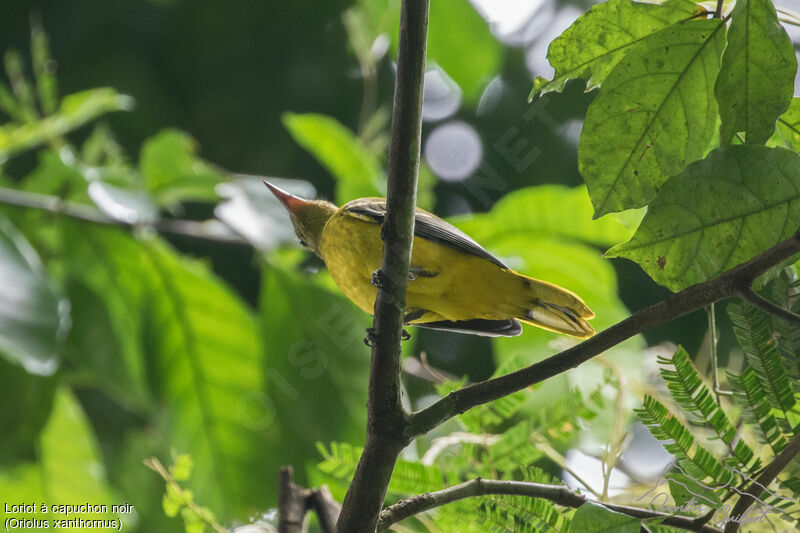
264,181,338,256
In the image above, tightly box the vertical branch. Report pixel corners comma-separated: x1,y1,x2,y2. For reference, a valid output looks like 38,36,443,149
278,466,309,533
335,1,430,532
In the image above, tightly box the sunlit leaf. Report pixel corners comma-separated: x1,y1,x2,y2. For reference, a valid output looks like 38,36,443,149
579,19,725,217
532,0,701,97
0,214,68,375
0,88,132,161
139,129,225,206
777,98,800,152
282,112,384,204
715,0,797,145
424,0,501,102
607,146,800,291
452,185,641,248
0,388,116,531
570,502,640,533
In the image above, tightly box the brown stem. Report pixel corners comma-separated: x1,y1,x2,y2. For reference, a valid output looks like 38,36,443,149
335,0,430,531
376,478,723,532
736,287,800,327
723,431,800,533
406,230,800,440
278,466,309,533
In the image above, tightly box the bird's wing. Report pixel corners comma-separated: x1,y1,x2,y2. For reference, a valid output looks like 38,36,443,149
342,198,509,269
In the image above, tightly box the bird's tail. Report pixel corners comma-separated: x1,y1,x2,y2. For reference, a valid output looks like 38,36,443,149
512,272,595,339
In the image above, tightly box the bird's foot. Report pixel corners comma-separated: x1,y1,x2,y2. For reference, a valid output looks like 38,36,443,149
370,269,386,289
401,329,411,341
364,327,378,347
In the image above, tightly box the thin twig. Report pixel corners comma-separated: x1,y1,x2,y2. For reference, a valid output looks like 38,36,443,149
335,1,430,531
0,186,249,245
376,478,723,532
406,230,800,440
714,0,725,19
736,287,800,327
723,432,800,533
143,457,230,533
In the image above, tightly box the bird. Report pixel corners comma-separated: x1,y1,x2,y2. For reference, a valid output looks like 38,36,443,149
264,181,595,339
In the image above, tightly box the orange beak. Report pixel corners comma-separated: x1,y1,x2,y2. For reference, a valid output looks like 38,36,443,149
263,181,308,216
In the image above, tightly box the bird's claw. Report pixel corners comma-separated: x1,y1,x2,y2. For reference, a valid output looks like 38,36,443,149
370,269,386,289
364,327,378,347
401,329,411,341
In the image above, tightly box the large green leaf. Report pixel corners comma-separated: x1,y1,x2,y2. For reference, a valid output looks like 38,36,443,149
715,0,797,145
283,112,384,204
140,237,267,518
0,214,68,375
260,265,371,485
0,388,117,532
451,185,641,248
607,146,800,291
139,129,225,206
578,19,725,217
0,88,132,161
60,225,267,519
532,0,700,97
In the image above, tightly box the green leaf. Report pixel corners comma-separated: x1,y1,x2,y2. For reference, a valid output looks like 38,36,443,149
282,112,384,204
60,225,267,518
569,502,640,533
170,454,195,482
0,388,116,530
260,266,371,485
451,185,641,248
0,357,57,460
666,472,721,508
728,302,796,432
424,0,502,102
607,146,800,291
141,237,266,516
0,88,133,161
636,395,730,483
658,347,759,472
532,0,701,97
727,366,789,453
0,214,68,375
139,129,225,206
715,0,797,145
777,98,800,152
578,19,725,217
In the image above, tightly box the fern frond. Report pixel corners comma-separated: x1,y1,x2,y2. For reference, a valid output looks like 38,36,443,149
728,303,796,427
658,348,759,472
636,396,732,484
477,493,570,533
488,421,544,475
316,441,444,495
727,368,789,454
769,272,800,383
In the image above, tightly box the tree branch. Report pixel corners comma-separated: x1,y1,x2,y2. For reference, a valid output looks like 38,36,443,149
335,0,430,531
406,230,800,440
736,287,800,327
0,186,249,245
278,466,308,533
723,431,800,533
376,478,723,533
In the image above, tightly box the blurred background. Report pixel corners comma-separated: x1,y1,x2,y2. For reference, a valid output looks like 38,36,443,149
1,0,800,531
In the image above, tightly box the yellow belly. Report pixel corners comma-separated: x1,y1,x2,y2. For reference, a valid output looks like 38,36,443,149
318,210,521,323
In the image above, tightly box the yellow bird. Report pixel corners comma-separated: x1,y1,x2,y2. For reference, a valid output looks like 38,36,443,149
265,182,595,338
